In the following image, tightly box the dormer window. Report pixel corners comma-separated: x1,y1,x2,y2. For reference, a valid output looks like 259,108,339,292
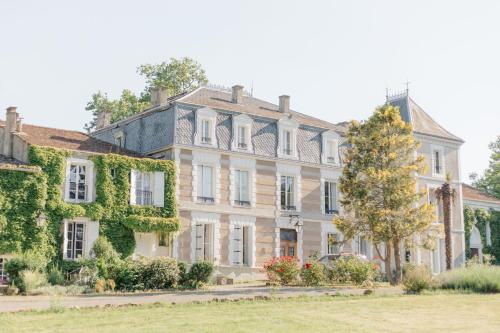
231,114,253,152
65,158,94,203
277,117,299,159
321,130,340,165
113,130,125,149
195,107,217,148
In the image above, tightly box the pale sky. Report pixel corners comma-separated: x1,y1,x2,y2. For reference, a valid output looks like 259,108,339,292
1,1,498,181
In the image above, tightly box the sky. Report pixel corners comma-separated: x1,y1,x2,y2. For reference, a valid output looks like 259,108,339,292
0,1,498,181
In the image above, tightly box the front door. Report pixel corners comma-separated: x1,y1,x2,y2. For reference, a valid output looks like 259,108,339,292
280,229,297,258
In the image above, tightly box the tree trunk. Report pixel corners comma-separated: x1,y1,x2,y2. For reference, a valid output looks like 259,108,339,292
393,238,402,284
443,183,452,270
384,242,394,285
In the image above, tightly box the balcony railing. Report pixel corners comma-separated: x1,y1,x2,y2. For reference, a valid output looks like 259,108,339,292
197,196,215,204
136,190,153,206
234,200,251,207
282,149,293,155
238,142,248,149
281,205,296,211
327,156,336,163
325,209,339,215
201,137,212,144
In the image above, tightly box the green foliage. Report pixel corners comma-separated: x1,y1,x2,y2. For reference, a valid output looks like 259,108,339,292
438,264,500,293
142,257,180,289
464,206,475,260
300,260,326,286
185,261,214,288
90,236,121,265
263,257,300,286
123,215,179,233
464,207,500,265
402,264,433,294
48,265,65,286
326,256,378,285
85,57,208,132
472,135,500,199
334,105,435,283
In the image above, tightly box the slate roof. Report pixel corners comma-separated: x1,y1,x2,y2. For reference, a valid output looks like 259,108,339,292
387,92,464,143
0,154,27,166
0,120,141,157
176,86,344,132
462,184,500,205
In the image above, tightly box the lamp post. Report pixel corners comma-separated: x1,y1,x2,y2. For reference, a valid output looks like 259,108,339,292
289,213,302,232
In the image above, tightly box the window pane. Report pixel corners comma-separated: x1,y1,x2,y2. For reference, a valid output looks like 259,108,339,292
240,171,249,201
281,176,286,207
203,166,213,197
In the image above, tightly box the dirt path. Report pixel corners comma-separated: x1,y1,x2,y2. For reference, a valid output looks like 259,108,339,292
0,284,402,313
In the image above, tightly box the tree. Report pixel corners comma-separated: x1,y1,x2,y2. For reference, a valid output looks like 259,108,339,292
334,105,435,284
84,57,208,132
471,136,500,199
435,174,456,270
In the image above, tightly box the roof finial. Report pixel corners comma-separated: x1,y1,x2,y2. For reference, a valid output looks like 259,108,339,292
404,80,410,95
385,86,390,102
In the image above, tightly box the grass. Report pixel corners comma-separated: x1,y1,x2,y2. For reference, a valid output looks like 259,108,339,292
1,293,500,333
438,264,500,293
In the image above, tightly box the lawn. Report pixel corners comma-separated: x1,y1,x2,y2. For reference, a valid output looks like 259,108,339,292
1,293,499,333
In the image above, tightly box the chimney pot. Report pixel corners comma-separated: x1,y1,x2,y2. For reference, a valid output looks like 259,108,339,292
232,85,244,104
16,117,23,132
95,110,112,130
3,106,18,157
279,95,290,113
150,87,169,106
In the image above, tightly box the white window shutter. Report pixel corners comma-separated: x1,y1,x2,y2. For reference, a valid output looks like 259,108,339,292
86,221,100,258
64,161,71,201
130,170,137,205
233,226,243,265
195,224,204,261
87,164,94,202
153,172,165,207
63,221,68,260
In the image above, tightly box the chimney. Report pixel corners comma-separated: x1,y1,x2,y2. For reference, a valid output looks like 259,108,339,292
16,117,23,132
95,110,112,130
150,87,169,106
279,95,290,113
231,85,244,104
2,106,18,157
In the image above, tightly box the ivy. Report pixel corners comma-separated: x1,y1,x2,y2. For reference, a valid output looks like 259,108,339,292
3,144,180,262
464,206,500,265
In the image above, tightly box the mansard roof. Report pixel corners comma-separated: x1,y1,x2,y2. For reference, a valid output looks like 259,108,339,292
0,120,141,157
387,92,464,143
176,86,344,132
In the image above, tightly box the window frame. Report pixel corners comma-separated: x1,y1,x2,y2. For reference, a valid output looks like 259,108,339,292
231,114,253,152
277,117,299,160
280,175,296,211
324,180,339,215
321,130,340,165
234,169,250,207
65,158,94,203
430,145,445,178
197,164,215,204
65,221,86,260
195,107,218,148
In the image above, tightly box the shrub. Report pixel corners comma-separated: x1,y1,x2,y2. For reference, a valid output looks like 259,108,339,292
263,257,300,285
113,259,146,291
186,261,214,288
438,264,500,293
142,257,179,289
21,270,48,294
91,236,121,265
48,266,65,286
327,256,377,285
403,265,433,294
4,251,49,292
177,261,189,286
300,261,326,286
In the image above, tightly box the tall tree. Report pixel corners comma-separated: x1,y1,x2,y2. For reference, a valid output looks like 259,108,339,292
334,105,435,284
471,135,500,199
435,174,456,270
84,57,208,132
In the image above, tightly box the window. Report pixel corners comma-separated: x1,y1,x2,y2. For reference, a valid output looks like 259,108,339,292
327,233,341,255
232,225,250,266
197,165,214,203
66,222,85,260
280,175,295,210
434,150,441,174
324,181,338,215
358,237,367,255
69,164,87,202
0,258,6,282
234,170,250,207
135,172,153,206
431,147,445,177
115,136,124,148
201,119,212,144
195,223,214,262
326,140,338,164
282,130,292,155
237,126,247,149
405,250,411,262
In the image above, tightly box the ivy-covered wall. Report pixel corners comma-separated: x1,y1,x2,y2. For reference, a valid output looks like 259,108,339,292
464,205,500,264
0,145,179,262
0,166,48,255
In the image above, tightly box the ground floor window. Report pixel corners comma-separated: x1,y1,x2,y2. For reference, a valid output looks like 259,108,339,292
0,258,7,282
232,225,250,266
195,223,214,262
66,222,85,260
280,229,297,257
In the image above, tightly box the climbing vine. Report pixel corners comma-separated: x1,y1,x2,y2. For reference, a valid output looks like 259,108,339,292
463,206,500,264
20,145,179,261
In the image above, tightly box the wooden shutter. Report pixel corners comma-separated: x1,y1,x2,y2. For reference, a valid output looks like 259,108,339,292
195,224,204,261
153,172,165,207
130,170,137,205
233,225,243,265
86,221,100,258
63,221,69,259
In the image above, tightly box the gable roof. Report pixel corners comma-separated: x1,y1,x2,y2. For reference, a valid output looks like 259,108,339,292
176,86,344,132
0,120,141,157
387,92,464,143
462,183,500,205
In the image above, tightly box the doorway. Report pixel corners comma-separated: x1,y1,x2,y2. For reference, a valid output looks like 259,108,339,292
280,229,297,258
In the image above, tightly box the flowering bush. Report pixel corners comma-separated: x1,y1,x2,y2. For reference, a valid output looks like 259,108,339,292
263,256,300,285
300,260,326,286
327,256,378,285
